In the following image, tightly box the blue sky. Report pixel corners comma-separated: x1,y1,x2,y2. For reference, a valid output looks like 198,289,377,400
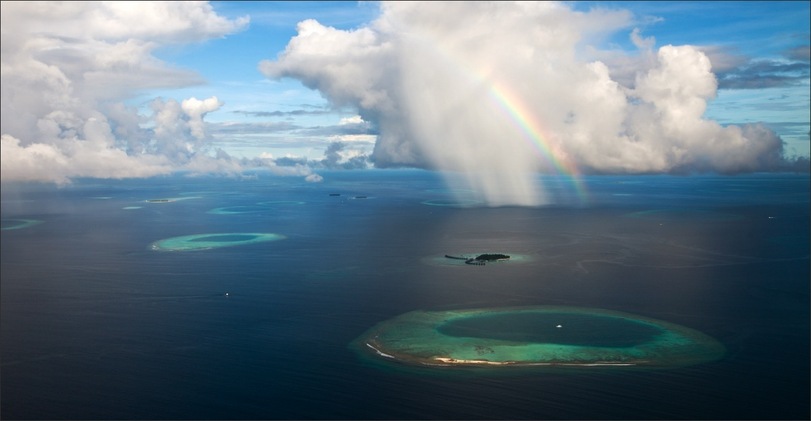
1,1,808,187
143,1,385,159
157,1,810,159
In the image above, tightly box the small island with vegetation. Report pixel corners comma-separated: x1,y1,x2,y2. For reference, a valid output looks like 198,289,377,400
445,253,510,265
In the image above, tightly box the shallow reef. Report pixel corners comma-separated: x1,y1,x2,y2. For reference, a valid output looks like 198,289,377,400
354,306,725,369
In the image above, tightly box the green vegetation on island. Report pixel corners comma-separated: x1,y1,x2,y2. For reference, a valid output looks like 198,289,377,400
473,253,510,261
444,253,510,265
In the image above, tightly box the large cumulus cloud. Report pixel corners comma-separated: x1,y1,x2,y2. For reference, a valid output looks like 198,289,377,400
261,1,806,205
1,1,248,184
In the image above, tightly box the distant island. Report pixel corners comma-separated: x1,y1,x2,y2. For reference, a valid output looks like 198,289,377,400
144,196,200,203
445,253,510,265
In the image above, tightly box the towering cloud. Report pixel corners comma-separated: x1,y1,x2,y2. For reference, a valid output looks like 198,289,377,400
261,1,803,206
0,2,248,184
3,2,804,197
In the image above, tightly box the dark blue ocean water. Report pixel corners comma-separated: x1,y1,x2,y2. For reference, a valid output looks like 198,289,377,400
2,170,809,420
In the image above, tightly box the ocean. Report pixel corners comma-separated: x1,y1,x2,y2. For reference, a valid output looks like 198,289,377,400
1,169,808,420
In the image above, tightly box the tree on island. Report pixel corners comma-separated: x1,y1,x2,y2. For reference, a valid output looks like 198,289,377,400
473,253,510,261
444,253,511,265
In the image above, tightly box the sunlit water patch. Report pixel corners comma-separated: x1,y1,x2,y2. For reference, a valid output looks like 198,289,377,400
424,188,478,195
179,191,215,196
149,233,285,251
625,209,743,222
256,201,306,206
421,198,486,208
208,205,269,215
210,201,306,214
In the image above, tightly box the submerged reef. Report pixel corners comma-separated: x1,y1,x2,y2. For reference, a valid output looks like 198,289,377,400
353,306,725,369
150,233,285,251
1,219,43,231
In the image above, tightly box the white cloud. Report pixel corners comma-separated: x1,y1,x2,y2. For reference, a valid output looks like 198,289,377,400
0,2,248,184
338,115,365,125
305,173,324,183
0,133,173,185
328,134,377,143
0,1,248,44
181,97,224,140
148,96,226,162
630,28,656,50
3,1,804,193
260,1,804,206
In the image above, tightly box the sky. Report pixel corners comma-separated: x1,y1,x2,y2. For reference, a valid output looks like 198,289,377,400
1,1,808,203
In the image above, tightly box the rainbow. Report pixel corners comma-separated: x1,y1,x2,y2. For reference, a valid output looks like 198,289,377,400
412,33,589,203
485,81,589,202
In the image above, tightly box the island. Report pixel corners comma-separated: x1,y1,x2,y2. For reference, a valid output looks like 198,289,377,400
144,196,201,203
426,252,529,267
445,253,510,265
352,306,726,369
